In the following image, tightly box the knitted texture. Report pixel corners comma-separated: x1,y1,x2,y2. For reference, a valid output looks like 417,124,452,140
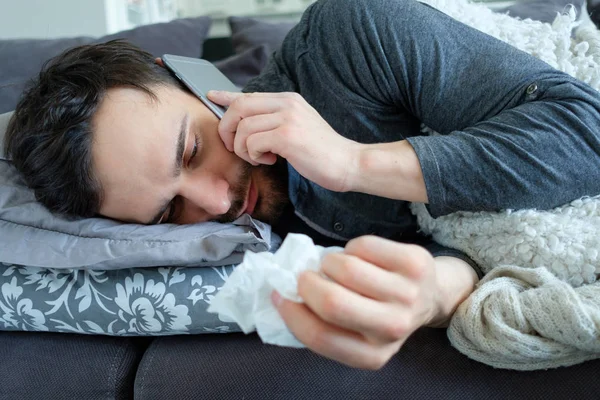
414,0,600,370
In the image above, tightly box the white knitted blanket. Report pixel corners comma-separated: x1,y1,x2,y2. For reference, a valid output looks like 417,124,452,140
414,0,600,370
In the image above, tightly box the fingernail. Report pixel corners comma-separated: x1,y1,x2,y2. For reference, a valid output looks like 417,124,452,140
271,290,283,308
207,90,220,96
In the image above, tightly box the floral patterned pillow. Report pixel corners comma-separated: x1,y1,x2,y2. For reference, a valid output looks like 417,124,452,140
0,262,241,335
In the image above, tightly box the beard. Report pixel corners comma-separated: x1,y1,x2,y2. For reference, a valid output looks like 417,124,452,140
216,157,289,225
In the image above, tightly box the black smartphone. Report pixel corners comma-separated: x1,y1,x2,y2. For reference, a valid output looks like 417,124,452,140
162,54,240,119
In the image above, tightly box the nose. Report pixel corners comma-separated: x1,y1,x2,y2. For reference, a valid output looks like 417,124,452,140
180,175,231,218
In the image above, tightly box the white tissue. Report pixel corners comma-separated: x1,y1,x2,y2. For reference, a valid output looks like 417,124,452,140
207,233,343,347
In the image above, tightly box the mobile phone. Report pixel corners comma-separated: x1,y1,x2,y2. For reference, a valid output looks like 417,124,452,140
161,54,240,119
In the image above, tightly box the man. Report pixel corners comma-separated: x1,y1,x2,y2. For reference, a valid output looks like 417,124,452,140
5,0,600,370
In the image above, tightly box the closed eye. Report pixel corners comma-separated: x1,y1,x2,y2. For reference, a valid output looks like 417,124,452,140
162,133,202,224
189,136,200,164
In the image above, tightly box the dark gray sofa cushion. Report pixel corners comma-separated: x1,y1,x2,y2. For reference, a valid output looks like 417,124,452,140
215,44,271,87
135,329,600,400
228,16,295,55
213,17,296,88
0,332,151,400
0,16,212,114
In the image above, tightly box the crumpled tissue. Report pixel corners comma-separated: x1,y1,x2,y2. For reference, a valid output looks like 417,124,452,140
207,233,343,347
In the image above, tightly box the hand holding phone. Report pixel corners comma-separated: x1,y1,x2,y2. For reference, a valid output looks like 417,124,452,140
161,54,240,119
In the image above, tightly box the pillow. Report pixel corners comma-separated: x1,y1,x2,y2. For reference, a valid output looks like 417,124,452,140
0,261,244,335
228,16,296,55
0,111,279,270
0,16,212,114
497,0,586,23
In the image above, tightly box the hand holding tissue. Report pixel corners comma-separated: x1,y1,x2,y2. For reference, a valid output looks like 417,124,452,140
207,233,343,347
207,233,465,370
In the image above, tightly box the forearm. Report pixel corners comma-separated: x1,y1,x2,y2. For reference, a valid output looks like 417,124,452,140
426,256,479,328
349,140,428,203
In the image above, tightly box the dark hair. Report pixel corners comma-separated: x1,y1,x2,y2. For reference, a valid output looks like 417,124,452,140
4,40,182,218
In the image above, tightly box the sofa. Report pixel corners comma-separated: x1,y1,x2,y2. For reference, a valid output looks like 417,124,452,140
2,1,600,399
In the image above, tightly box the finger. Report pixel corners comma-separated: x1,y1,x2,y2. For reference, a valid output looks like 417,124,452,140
297,271,411,343
272,291,397,370
209,91,296,101
246,130,279,165
208,91,293,106
345,236,432,279
217,95,287,151
206,90,244,106
237,114,281,135
320,252,419,305
233,115,280,164
155,57,164,67
253,152,278,165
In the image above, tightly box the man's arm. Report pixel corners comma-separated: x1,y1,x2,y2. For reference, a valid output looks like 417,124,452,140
316,0,600,216
303,0,600,216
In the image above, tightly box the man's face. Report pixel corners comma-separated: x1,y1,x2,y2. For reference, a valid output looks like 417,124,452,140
92,85,289,225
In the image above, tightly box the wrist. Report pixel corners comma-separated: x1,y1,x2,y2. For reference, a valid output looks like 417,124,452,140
349,140,428,202
426,256,479,328
339,140,366,193
345,142,375,193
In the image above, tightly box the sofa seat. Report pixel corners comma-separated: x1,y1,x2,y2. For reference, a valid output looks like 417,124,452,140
134,329,600,400
0,332,150,400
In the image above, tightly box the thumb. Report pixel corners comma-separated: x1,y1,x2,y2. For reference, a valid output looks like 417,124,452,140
207,90,243,106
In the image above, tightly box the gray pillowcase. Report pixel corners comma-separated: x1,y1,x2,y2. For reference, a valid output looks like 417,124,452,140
0,111,279,269
228,16,296,55
0,16,212,114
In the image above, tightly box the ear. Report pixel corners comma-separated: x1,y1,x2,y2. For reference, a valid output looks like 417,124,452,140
155,57,165,68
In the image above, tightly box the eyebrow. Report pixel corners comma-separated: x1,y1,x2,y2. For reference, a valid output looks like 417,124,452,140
147,113,189,225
